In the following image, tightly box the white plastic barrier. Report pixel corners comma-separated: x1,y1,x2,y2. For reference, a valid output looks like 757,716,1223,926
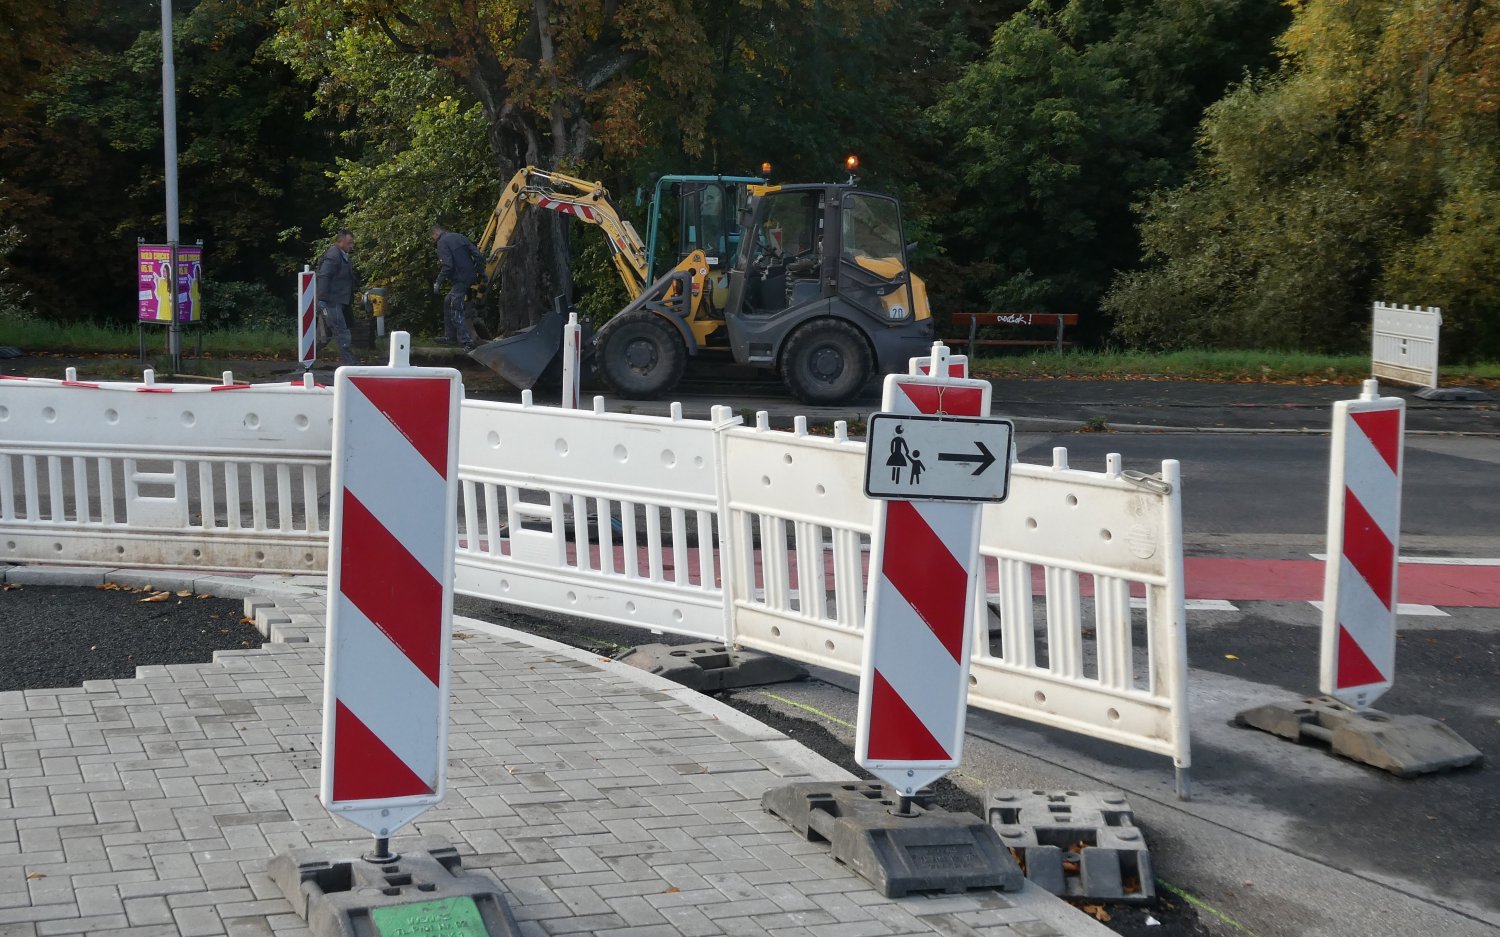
971,448,1187,781
723,415,1191,791
0,372,333,572
453,393,735,642
722,415,873,671
1,370,1191,785
1372,301,1441,389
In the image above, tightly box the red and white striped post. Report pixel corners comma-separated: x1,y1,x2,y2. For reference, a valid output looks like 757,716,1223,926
297,266,317,370
1320,378,1405,709
856,342,991,803
320,331,462,858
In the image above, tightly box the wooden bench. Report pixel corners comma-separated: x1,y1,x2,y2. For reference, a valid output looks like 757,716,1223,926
948,312,1079,356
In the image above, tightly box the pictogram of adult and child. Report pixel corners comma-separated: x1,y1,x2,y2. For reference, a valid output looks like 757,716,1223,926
885,425,926,485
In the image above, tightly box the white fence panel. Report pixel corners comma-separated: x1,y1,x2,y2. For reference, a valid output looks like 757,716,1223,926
453,395,735,641
969,449,1188,771
1372,301,1441,389
721,416,873,673
0,374,334,572
723,416,1189,777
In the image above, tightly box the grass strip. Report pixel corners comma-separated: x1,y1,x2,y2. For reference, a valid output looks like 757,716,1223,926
970,349,1500,385
8,321,1500,385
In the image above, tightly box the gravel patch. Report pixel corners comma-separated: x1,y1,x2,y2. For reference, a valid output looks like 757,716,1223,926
0,582,260,691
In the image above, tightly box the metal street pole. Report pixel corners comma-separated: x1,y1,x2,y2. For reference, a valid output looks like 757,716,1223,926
161,0,181,373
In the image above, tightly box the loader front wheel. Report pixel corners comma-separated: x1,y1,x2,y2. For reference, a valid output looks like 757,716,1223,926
597,313,687,400
781,319,873,405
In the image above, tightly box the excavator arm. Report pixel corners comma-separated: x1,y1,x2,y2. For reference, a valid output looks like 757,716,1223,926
468,166,715,395
473,167,652,305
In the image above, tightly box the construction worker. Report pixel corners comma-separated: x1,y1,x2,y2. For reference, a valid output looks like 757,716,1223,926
316,228,360,366
430,223,484,349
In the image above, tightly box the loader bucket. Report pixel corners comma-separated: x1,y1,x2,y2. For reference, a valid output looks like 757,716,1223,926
468,306,567,390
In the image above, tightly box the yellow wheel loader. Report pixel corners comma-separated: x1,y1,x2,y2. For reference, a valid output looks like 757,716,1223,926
468,169,935,405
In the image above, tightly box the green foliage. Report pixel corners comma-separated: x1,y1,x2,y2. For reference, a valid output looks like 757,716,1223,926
9,0,1495,362
1108,0,1500,357
1,0,336,325
268,0,944,331
0,191,27,320
931,2,1168,313
927,0,1285,321
201,279,286,331
1382,179,1500,354
310,50,496,336
570,235,632,327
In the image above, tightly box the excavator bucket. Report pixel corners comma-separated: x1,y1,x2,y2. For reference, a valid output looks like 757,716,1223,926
468,302,591,390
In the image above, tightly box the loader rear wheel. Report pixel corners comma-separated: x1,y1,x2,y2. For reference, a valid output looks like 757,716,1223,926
781,319,873,405
597,313,687,400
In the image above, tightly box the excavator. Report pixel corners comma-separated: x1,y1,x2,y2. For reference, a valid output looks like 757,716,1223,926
467,164,935,405
467,167,757,388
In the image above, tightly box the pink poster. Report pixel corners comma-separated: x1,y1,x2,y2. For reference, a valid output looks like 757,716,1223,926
137,244,203,323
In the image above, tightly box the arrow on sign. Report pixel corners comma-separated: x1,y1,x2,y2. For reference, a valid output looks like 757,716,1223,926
938,441,996,476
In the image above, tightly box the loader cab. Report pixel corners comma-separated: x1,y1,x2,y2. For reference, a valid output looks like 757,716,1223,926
644,175,763,281
727,184,919,325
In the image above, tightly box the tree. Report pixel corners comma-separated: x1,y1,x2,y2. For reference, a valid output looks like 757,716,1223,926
0,200,27,320
930,2,1170,316
0,0,131,318
927,0,1285,324
273,0,710,329
1,0,337,324
313,50,498,334
270,0,930,331
1107,0,1500,355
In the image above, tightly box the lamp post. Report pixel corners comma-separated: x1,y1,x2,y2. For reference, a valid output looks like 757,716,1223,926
161,0,181,373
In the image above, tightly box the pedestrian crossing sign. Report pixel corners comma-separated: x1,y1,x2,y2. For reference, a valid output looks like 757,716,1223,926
863,413,1014,503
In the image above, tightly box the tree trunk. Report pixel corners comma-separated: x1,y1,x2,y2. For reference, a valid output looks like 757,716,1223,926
462,68,569,334
452,10,604,335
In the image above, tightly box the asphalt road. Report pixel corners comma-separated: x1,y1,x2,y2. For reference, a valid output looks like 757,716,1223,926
1016,432,1500,545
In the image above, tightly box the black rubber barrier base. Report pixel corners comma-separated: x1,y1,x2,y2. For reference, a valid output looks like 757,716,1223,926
988,789,1154,903
268,837,522,937
762,781,1024,898
1235,695,1483,777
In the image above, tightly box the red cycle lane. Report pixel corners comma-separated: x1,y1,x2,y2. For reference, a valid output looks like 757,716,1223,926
1184,557,1500,606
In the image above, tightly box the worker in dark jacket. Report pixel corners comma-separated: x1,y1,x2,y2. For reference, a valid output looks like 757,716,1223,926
431,223,485,349
315,228,360,366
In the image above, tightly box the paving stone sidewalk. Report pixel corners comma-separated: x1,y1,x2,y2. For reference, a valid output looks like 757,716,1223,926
0,571,1110,937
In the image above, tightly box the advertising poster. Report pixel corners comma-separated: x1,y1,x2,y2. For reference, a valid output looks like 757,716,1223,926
178,245,203,323
137,244,204,323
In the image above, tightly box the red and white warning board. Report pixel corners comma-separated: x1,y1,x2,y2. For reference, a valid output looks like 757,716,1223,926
1320,379,1405,709
320,332,462,837
297,267,316,368
856,343,997,796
